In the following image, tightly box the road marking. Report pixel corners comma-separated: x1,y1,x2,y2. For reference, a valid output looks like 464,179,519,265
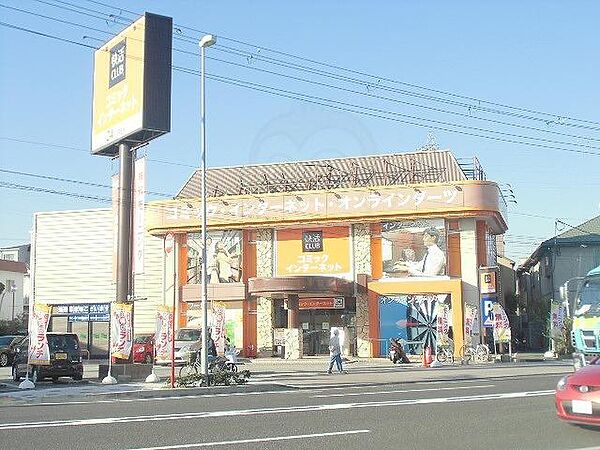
0,390,554,430
127,430,371,449
4,379,497,407
311,384,494,398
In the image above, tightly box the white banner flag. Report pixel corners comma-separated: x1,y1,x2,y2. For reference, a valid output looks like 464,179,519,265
111,303,133,359
155,305,173,361
29,303,52,365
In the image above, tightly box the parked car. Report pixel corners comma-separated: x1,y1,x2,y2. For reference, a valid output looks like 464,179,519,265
555,356,600,426
133,333,155,364
0,335,26,367
155,327,202,365
12,333,84,383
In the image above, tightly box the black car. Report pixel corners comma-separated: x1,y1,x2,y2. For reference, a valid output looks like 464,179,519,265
0,335,26,367
12,333,84,383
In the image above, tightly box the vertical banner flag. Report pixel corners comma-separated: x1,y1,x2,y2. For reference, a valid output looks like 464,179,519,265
111,303,133,359
550,302,566,339
133,157,146,275
435,301,450,346
464,304,478,344
155,305,173,361
29,303,52,365
492,303,511,343
213,302,226,354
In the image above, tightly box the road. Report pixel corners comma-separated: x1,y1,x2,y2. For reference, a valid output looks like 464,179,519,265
1,368,598,449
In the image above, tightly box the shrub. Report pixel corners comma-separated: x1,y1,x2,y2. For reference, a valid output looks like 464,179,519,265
176,369,251,388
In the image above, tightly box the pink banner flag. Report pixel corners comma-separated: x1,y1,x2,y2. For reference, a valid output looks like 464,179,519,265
111,303,133,359
155,305,173,361
29,303,52,365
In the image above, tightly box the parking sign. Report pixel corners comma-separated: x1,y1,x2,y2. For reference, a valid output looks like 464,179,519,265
481,295,497,328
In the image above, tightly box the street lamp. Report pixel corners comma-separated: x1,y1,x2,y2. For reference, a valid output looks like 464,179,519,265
9,282,17,321
199,34,216,383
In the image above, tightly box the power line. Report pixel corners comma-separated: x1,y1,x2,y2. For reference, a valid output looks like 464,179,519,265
3,18,599,158
34,0,600,131
10,2,600,148
0,167,174,198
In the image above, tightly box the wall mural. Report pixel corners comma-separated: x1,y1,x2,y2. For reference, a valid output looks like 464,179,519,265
187,230,242,284
379,294,451,356
381,218,447,278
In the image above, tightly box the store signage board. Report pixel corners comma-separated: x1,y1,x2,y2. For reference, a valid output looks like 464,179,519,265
91,13,172,156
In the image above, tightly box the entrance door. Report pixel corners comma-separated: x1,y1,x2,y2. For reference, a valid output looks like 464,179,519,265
300,309,332,356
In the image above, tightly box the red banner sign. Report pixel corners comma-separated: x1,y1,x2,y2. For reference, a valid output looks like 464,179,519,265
298,297,345,310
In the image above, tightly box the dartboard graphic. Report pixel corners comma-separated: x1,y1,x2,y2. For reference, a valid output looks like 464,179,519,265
404,295,438,355
379,294,450,356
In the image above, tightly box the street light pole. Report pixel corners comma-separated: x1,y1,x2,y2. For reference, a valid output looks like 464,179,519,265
199,34,216,384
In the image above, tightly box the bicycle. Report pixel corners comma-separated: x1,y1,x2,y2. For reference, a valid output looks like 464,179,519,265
459,343,490,364
179,351,237,377
435,344,455,364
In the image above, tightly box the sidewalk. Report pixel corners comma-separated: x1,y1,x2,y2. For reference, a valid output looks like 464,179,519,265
0,353,571,407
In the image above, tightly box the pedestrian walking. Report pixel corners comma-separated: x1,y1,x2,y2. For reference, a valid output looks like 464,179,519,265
327,329,346,374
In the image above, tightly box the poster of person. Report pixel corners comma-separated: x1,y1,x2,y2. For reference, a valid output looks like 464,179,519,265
110,302,133,359
29,303,52,365
492,303,511,344
381,219,447,278
154,305,173,361
187,230,242,284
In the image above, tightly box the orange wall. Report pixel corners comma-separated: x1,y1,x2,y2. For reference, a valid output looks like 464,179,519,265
370,223,383,279
447,219,461,277
275,226,351,276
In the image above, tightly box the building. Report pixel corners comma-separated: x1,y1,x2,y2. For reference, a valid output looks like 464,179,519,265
0,259,28,321
517,215,600,349
31,149,508,359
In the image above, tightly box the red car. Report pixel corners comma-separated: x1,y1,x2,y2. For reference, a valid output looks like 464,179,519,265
556,356,600,426
133,334,155,364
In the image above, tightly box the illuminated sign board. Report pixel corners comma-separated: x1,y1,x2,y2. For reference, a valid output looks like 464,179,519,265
91,13,172,156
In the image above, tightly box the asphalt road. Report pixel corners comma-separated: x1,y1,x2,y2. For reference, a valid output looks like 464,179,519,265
1,371,598,449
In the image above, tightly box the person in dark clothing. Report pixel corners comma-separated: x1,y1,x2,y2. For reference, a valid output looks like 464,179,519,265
207,334,218,358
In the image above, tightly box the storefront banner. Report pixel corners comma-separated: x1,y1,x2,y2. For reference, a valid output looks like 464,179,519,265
464,304,478,343
29,303,52,365
212,302,226,354
154,305,173,361
382,219,447,279
110,303,133,359
435,302,450,346
276,227,351,278
550,302,567,339
492,303,511,343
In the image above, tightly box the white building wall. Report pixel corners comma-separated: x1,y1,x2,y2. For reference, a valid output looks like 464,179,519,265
33,208,164,334
459,218,480,337
0,271,25,320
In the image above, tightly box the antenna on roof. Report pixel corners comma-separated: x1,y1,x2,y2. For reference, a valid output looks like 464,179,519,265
419,131,439,152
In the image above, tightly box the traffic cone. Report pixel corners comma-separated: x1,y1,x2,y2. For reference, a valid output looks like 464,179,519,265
422,346,430,368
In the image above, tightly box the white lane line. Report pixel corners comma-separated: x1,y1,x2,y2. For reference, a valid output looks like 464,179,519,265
8,379,496,407
311,384,494,398
0,390,554,430
127,429,371,450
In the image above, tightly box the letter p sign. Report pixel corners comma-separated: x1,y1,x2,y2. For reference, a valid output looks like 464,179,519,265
481,295,496,328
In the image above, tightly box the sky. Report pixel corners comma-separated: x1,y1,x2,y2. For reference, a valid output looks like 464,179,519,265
1,0,599,264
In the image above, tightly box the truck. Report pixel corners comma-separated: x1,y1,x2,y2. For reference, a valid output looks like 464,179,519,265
572,265,600,367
